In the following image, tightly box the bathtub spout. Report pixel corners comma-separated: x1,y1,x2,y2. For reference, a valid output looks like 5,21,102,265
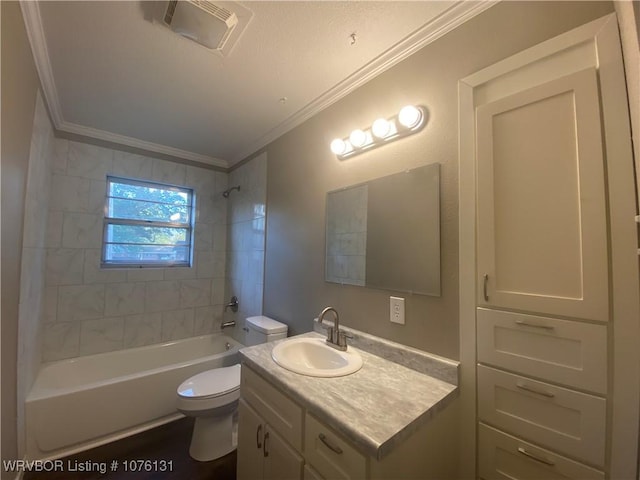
221,320,236,329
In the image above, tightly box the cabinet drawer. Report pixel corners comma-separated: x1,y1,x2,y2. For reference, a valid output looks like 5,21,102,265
241,365,303,450
477,365,605,467
477,308,607,394
304,413,366,480
479,423,604,480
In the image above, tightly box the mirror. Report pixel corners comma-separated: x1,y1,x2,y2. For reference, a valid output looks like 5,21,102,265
325,163,440,296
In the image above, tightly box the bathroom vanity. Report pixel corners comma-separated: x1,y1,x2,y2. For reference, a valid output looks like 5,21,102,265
237,329,459,480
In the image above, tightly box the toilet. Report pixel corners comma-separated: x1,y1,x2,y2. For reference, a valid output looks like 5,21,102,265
176,315,288,461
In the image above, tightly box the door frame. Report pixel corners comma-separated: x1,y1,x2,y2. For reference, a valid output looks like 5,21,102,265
458,13,639,479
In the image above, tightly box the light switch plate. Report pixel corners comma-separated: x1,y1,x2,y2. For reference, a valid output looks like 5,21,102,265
390,296,405,324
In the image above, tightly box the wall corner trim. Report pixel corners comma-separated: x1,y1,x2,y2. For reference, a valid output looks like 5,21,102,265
18,1,229,169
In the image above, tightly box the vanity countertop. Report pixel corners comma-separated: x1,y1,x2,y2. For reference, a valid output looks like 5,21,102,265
239,330,459,460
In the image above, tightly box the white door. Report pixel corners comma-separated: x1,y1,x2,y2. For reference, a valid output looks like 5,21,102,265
476,67,609,322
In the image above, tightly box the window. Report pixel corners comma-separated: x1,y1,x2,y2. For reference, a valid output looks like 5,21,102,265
102,176,195,268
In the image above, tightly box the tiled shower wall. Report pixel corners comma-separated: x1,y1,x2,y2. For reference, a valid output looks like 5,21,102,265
225,152,267,343
18,91,55,438
42,141,229,361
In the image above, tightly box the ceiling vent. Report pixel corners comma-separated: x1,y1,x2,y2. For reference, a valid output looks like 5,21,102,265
164,0,239,51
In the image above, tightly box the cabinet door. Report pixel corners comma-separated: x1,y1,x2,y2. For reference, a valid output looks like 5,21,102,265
242,365,303,450
476,68,608,322
237,399,265,480
263,425,304,480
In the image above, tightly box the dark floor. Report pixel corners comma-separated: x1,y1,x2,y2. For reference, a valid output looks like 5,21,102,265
23,418,236,480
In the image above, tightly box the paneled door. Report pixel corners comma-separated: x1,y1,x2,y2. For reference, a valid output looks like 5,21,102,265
459,13,639,480
476,67,609,322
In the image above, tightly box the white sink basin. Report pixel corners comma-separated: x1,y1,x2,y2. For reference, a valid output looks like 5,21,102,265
271,337,363,377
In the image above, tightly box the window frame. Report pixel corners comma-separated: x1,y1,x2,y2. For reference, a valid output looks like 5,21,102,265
101,175,196,269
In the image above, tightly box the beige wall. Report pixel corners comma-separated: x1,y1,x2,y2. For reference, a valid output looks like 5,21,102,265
2,1,41,473
261,1,613,360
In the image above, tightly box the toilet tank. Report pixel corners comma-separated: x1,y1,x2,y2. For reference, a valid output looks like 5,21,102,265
245,316,288,346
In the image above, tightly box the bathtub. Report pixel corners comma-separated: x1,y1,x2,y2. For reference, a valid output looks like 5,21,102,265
25,334,243,460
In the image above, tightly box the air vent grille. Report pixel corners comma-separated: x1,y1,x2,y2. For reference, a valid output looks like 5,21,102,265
162,0,249,53
192,0,233,22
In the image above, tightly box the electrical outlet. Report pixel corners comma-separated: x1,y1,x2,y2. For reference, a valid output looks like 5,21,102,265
390,296,405,325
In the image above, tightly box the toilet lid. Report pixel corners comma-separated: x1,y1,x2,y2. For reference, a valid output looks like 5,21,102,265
177,364,241,399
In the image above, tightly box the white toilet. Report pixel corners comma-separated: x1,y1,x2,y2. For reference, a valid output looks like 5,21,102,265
176,315,288,461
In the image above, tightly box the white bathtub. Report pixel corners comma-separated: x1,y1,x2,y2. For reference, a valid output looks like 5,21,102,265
25,334,243,460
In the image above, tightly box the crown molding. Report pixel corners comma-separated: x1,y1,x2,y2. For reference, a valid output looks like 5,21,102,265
20,0,63,127
58,120,228,168
19,0,228,168
230,0,498,164
20,0,496,169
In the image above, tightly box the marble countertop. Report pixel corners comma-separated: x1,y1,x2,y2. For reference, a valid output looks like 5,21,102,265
239,329,459,460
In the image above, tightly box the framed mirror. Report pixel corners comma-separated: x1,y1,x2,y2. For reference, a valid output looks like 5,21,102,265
325,163,440,296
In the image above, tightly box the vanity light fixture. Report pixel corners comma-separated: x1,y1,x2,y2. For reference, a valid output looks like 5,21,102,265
330,105,427,159
398,105,422,129
349,129,368,148
330,138,348,156
371,118,391,139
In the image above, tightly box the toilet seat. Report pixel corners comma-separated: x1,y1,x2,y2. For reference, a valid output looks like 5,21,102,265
176,364,241,414
178,364,240,399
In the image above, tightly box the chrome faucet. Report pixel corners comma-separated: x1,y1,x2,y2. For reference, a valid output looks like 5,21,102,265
224,296,239,313
318,306,352,351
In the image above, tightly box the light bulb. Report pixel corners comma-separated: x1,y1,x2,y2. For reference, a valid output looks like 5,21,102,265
398,105,422,129
371,118,391,139
330,138,347,155
349,129,367,148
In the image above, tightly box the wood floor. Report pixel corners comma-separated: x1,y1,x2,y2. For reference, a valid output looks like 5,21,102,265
24,418,237,480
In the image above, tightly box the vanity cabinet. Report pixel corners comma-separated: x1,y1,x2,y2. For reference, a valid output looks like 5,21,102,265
237,399,304,480
237,366,304,480
304,413,367,480
238,362,458,480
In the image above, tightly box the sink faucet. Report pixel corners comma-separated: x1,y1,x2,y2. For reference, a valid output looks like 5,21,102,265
318,306,352,351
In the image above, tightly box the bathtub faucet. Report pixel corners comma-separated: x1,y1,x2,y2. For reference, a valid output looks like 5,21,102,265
224,296,239,313
221,320,236,329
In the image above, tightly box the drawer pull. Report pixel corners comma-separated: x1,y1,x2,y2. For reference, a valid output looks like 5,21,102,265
515,320,555,330
516,382,555,398
319,433,343,454
517,447,555,466
483,274,489,301
256,424,263,449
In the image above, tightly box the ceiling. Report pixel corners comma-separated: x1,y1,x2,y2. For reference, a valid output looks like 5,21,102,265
23,1,494,168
